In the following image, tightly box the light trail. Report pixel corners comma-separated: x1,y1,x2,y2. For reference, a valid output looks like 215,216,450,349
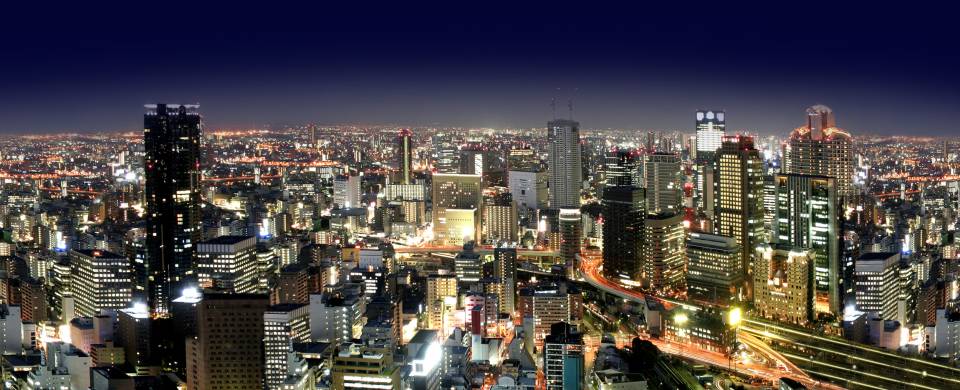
779,351,938,390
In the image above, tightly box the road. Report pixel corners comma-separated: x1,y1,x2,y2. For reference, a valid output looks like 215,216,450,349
578,255,843,390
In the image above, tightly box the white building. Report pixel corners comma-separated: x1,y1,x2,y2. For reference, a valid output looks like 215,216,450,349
333,173,363,208
309,292,365,343
70,249,132,317
195,235,258,293
855,252,900,321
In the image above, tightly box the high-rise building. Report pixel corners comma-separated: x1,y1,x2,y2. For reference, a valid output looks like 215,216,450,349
195,235,259,294
519,283,583,347
782,105,854,198
547,119,582,209
643,213,686,291
643,152,682,215
559,208,582,276
754,244,813,325
333,173,363,209
714,136,765,295
186,293,269,390
507,168,548,222
144,103,203,316
774,174,840,314
425,273,458,331
431,173,482,246
695,110,726,165
855,252,900,321
263,304,310,389
603,148,640,188
117,304,152,372
493,246,517,314
543,322,584,390
601,186,645,283
454,242,482,283
70,249,132,318
397,129,414,185
482,190,518,244
686,233,742,305
309,292,365,343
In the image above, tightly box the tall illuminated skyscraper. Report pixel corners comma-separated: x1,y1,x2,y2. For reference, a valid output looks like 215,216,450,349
547,119,582,209
695,110,725,165
774,174,840,315
144,103,203,316
603,148,640,188
714,136,765,295
643,152,682,215
396,128,414,184
783,104,854,198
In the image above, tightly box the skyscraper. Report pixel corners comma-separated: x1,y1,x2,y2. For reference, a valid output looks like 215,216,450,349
431,173,482,246
186,293,269,390
601,186,645,284
774,174,840,315
603,148,640,188
70,249,132,318
547,119,582,209
714,136,765,296
397,128,414,184
753,244,813,325
643,213,686,291
783,104,854,198
194,235,259,294
643,152,683,215
695,110,725,165
686,233,742,305
144,103,203,316
543,322,584,390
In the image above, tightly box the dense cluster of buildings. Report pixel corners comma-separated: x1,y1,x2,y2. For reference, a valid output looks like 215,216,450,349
0,102,956,389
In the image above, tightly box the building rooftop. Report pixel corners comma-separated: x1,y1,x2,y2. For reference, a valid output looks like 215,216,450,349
200,235,255,245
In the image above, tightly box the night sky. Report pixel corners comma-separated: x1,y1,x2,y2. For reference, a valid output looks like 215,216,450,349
1,4,957,136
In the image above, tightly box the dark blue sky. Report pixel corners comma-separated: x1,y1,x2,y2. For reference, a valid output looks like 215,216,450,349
1,4,957,136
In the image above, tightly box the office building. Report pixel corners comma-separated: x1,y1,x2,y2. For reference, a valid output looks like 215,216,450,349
425,273,458,331
543,322,584,390
686,233,742,305
754,244,812,325
144,103,203,316
508,168,548,222
431,173,482,246
264,304,310,389
855,252,900,321
186,293,269,390
519,283,583,347
309,292,365,344
714,136,765,294
643,213,685,291
643,152,682,215
601,186,645,283
782,105,854,198
547,119,582,209
117,304,152,372
603,148,640,187
331,342,401,390
71,249,132,317
195,235,259,293
454,242,482,283
774,174,840,314
333,173,363,209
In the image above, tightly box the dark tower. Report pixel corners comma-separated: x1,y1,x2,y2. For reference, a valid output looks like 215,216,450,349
144,104,203,316
397,128,414,184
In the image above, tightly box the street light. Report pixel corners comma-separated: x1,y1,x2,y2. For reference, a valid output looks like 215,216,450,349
727,307,742,372
674,311,688,358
